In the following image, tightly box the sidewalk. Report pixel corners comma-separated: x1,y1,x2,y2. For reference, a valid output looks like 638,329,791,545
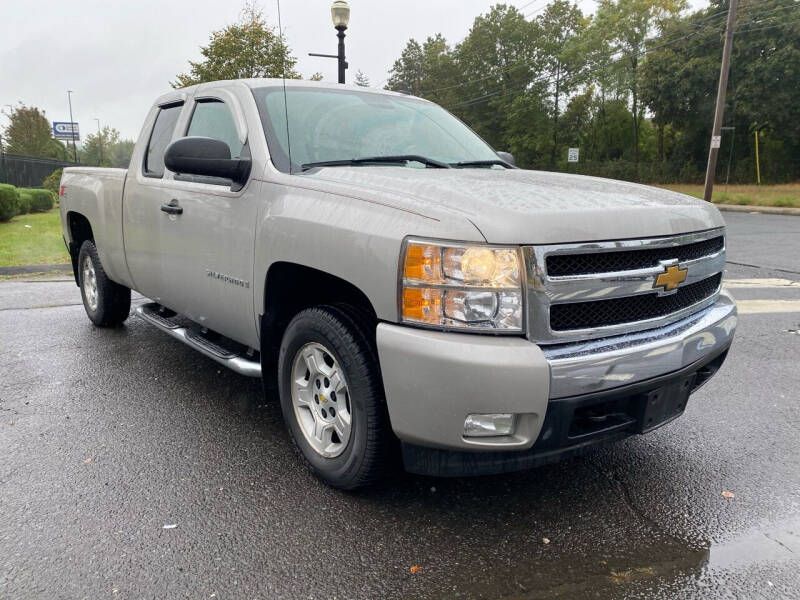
716,204,800,216
0,264,71,276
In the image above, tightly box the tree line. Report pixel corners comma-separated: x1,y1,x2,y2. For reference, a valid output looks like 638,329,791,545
0,103,134,169
4,0,797,184
386,0,800,183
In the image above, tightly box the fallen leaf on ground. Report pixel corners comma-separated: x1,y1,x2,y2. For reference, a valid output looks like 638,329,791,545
163,523,178,529
542,537,550,544
83,457,95,464
722,490,735,499
409,565,423,574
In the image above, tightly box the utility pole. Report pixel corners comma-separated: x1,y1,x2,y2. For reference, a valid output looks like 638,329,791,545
703,0,738,202
67,90,78,163
94,118,103,165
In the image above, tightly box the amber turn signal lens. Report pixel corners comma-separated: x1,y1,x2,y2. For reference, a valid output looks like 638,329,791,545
402,287,442,324
404,243,441,282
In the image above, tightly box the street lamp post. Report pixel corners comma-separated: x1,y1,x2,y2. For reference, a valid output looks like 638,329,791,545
67,90,77,163
309,1,350,84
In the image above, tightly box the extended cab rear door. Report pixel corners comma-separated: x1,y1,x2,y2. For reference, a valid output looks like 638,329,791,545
123,97,186,303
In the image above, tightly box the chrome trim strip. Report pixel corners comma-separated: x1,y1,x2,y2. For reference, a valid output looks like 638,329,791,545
543,292,737,399
135,305,262,378
524,228,726,343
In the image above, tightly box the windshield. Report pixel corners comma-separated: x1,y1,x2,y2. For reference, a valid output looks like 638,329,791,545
252,86,501,173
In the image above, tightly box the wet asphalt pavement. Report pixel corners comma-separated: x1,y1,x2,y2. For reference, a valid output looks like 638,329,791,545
1,212,799,599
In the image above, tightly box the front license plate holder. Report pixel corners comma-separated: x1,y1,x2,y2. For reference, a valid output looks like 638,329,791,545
638,374,696,433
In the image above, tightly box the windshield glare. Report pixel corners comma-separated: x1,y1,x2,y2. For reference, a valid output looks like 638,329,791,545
252,86,500,172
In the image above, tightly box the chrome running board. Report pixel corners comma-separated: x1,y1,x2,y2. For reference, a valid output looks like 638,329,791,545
135,303,262,378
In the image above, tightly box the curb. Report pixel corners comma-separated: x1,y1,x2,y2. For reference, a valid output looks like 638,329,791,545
715,204,800,216
0,264,72,276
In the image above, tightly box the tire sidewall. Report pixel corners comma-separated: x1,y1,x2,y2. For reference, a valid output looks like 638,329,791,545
78,242,102,323
278,309,374,487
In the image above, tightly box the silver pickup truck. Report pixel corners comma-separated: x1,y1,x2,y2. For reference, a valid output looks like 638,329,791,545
60,79,737,489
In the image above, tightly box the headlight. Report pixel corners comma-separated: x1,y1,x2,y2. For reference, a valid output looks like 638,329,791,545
400,239,524,332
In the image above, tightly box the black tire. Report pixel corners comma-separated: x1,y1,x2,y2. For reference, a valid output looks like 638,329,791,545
78,240,131,327
278,305,392,489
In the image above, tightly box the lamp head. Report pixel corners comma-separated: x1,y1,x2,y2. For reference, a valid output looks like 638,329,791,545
331,1,350,29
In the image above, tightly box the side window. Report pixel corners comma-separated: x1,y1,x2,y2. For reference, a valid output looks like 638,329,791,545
186,99,244,158
143,103,183,178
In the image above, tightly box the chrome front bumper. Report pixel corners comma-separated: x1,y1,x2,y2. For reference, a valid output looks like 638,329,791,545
542,290,737,399
377,291,736,452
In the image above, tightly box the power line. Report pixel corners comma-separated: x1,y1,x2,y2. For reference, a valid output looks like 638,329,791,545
736,14,800,31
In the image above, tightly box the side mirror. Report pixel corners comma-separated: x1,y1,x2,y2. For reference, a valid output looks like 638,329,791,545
496,151,515,167
164,137,251,185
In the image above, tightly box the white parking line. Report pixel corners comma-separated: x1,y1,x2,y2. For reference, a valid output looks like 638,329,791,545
736,300,800,314
725,278,800,288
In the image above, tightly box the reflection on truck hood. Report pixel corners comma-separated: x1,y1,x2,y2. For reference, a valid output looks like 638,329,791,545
302,166,725,244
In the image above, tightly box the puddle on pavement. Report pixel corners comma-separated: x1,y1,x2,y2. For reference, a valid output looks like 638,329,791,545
404,517,800,599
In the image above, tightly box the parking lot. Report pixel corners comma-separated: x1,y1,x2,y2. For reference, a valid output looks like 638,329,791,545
1,211,799,599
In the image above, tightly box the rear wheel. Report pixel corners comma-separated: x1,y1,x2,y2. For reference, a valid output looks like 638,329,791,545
278,306,391,489
78,240,131,327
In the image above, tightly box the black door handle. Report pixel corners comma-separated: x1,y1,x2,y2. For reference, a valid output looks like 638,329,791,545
160,200,183,215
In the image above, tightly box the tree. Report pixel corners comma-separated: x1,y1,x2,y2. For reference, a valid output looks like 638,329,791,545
536,0,588,166
591,0,686,167
354,70,370,87
172,2,299,88
386,39,425,95
109,139,136,168
2,104,68,159
453,5,541,149
81,126,117,167
386,34,460,106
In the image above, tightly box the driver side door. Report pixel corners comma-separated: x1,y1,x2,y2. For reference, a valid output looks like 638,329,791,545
156,92,261,348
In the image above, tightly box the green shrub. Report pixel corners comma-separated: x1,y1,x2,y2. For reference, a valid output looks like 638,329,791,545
17,189,32,214
18,188,55,213
43,168,62,196
0,183,20,221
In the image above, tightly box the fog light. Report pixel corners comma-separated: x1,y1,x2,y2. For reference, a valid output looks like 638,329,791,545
464,413,515,437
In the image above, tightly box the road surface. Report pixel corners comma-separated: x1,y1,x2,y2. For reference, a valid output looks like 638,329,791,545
1,212,798,599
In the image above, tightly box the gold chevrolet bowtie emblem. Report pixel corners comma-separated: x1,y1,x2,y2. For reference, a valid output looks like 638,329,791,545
319,393,327,403
655,264,688,292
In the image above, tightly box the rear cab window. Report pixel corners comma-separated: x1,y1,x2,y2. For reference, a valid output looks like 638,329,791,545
143,102,183,178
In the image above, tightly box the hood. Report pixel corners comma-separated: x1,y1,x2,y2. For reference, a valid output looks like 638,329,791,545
300,167,725,244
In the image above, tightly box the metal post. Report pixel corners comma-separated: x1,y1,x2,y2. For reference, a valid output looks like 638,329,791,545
703,0,738,202
336,26,347,84
67,90,78,163
94,118,102,165
754,130,761,185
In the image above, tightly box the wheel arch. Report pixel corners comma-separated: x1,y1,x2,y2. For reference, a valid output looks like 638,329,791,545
260,262,379,389
66,211,94,286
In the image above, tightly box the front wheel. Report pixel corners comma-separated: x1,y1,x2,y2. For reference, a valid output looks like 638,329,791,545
278,306,392,489
78,240,131,327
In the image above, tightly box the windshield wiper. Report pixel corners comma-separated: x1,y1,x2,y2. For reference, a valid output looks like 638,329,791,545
451,159,514,168
302,154,451,171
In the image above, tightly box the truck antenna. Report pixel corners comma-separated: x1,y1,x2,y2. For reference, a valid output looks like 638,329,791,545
276,0,293,174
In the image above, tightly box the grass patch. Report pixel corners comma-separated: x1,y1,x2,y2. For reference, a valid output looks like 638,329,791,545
658,183,800,208
0,209,70,267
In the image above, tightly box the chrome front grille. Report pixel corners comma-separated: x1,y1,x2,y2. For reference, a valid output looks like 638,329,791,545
524,228,726,344
545,235,725,277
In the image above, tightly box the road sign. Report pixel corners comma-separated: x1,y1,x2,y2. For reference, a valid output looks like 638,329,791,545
567,147,579,163
53,122,80,141
710,135,721,149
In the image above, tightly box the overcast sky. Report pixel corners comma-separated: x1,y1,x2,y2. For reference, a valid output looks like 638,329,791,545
1,0,706,142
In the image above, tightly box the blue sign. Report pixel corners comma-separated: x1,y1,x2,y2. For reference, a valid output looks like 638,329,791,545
53,121,80,141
